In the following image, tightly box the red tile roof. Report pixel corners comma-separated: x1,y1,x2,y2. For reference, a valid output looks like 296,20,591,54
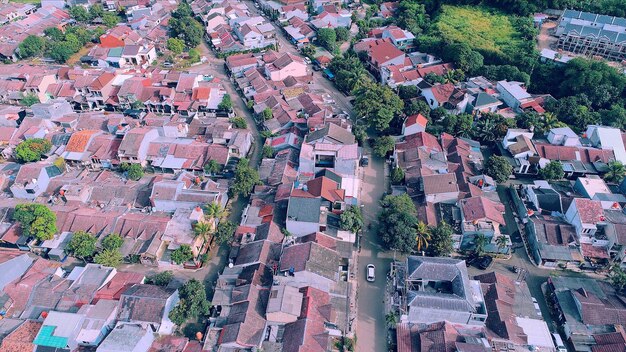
461,196,505,225
93,271,145,303
573,198,604,224
306,176,344,202
0,320,42,352
65,130,99,153
405,113,428,128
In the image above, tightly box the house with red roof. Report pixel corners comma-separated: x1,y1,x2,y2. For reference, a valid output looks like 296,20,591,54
421,82,470,114
355,38,405,76
565,198,605,239
402,113,428,137
459,196,508,253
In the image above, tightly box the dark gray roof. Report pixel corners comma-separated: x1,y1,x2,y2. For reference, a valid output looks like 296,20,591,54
305,123,355,145
473,92,500,108
534,188,563,213
287,197,322,223
406,256,475,307
44,166,62,178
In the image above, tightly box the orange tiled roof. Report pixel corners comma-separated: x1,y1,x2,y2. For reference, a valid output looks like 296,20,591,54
65,130,99,153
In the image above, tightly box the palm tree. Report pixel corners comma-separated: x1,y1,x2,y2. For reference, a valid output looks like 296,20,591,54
474,117,497,142
604,161,626,184
474,234,488,256
204,202,226,221
415,221,431,253
538,112,565,134
495,235,508,253
193,221,213,242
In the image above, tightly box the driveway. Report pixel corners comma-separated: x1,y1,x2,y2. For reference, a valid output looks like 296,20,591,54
356,149,392,352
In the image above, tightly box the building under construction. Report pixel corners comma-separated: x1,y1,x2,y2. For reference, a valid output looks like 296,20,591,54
555,9,626,62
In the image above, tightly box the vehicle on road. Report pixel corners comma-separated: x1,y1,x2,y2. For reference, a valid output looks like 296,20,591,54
323,68,335,81
466,254,493,270
366,264,375,282
552,333,567,352
360,156,369,167
303,57,311,64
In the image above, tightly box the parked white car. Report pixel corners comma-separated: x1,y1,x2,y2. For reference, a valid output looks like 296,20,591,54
366,264,375,282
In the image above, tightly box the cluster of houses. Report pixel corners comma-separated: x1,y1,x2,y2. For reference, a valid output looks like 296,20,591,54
393,256,559,352
193,0,277,53
0,257,208,351
201,115,361,350
0,4,70,62
353,25,550,117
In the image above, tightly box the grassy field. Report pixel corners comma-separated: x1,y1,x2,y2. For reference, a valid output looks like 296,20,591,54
434,5,526,56
10,0,41,4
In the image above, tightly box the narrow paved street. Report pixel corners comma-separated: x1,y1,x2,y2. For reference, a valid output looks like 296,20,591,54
356,149,392,352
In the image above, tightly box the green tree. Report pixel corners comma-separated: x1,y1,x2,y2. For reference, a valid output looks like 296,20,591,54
170,3,204,48
379,194,417,253
44,27,64,41
214,220,237,245
301,45,316,59
204,202,226,221
262,107,273,120
193,221,213,242
385,312,398,329
496,235,508,252
145,271,173,287
168,279,211,325
94,249,123,267
204,159,222,175
398,85,418,100
102,233,123,251
353,81,404,132
415,221,431,253
15,138,51,163
89,4,105,19
396,0,429,35
373,135,395,157
229,116,247,129
317,28,337,51
335,27,350,42
391,167,405,185
262,145,274,158
485,155,513,183
340,206,363,233
188,48,200,63
404,100,431,117
20,93,40,107
604,161,626,184
539,161,564,181
230,158,261,197
428,221,454,257
442,42,484,74
14,204,57,241
474,234,488,256
328,54,368,94
102,12,119,27
18,35,45,58
121,163,144,181
600,105,626,130
218,94,232,111
167,38,185,55
67,231,97,259
171,244,194,264
48,41,76,63
69,6,90,22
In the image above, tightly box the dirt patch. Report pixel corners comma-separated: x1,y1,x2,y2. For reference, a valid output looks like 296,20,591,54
537,21,558,51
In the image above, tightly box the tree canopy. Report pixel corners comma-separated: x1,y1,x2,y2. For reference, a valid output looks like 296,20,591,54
67,231,97,258
230,158,261,198
167,38,185,55
485,155,513,183
14,204,57,241
317,28,337,52
102,233,123,251
214,220,237,245
539,161,564,181
373,136,395,157
168,279,211,325
218,94,233,111
353,81,404,132
340,206,363,234
171,244,194,265
94,249,123,267
145,271,173,287
427,222,454,257
169,3,203,48
15,138,51,163
379,194,417,253
18,35,46,58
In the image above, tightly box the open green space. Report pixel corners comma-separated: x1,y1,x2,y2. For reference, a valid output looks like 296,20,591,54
10,0,41,4
433,5,527,57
